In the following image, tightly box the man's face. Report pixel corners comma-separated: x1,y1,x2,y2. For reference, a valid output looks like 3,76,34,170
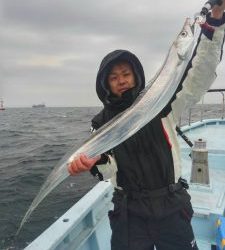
108,62,136,97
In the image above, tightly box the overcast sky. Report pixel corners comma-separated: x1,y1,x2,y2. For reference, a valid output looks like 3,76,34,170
1,0,225,107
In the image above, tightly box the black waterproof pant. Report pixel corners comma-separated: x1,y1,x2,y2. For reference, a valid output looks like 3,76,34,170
108,190,199,250
109,210,198,250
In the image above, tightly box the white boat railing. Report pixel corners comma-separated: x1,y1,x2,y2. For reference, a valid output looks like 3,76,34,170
179,89,225,127
200,89,225,121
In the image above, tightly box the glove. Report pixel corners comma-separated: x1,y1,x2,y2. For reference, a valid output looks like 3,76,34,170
68,154,101,176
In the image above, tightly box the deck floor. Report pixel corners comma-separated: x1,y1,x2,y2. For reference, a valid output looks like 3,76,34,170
179,120,225,249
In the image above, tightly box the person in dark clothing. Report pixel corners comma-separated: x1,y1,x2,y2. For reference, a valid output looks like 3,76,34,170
68,3,225,250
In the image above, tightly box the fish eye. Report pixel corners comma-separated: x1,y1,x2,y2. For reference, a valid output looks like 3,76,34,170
180,31,188,37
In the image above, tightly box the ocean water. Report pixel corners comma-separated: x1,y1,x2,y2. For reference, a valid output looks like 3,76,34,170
0,105,224,250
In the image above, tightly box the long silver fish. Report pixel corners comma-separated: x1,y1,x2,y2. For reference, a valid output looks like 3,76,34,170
17,18,196,234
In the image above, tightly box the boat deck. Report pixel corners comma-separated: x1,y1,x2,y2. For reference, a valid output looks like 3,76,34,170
24,119,225,250
180,119,225,217
179,119,225,249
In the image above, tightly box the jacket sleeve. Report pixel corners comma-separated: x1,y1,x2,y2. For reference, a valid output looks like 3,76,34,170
171,14,225,123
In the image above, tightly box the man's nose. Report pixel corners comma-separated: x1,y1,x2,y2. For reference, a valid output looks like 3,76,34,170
118,76,126,85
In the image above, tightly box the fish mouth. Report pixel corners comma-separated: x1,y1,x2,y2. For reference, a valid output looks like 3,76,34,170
190,21,196,35
184,18,195,36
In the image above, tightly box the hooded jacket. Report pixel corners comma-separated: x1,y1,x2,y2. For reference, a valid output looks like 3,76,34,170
92,50,175,192
96,50,145,112
91,17,225,217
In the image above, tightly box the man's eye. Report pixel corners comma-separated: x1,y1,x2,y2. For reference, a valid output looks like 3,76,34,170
110,77,117,81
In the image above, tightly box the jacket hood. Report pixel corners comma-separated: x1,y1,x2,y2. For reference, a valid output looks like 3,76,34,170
96,50,145,111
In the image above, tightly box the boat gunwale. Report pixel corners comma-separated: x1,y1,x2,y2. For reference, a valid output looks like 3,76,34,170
180,118,225,133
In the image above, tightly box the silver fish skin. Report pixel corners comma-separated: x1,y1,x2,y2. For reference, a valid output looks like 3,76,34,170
17,18,196,234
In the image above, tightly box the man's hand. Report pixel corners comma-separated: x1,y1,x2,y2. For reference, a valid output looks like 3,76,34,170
211,0,225,19
68,154,101,176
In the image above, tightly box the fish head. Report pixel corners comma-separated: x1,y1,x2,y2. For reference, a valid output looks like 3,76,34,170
175,18,195,60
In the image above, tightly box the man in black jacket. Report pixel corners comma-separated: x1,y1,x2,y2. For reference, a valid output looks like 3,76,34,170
68,3,225,249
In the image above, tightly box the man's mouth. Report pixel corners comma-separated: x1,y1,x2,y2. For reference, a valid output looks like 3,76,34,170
119,88,129,93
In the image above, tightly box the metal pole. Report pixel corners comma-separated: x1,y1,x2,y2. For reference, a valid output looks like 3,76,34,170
220,92,225,119
179,115,182,128
200,96,205,122
188,108,192,126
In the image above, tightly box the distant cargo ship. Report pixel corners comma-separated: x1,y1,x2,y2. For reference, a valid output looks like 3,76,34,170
32,103,46,108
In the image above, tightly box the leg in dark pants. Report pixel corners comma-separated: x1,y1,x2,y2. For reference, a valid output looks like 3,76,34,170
109,210,154,250
128,215,155,250
109,209,198,250
154,211,198,250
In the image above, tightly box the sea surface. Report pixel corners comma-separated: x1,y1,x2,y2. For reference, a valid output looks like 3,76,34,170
0,105,224,250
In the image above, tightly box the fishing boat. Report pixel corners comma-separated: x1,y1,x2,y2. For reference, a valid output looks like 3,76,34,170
24,89,225,250
0,99,5,111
